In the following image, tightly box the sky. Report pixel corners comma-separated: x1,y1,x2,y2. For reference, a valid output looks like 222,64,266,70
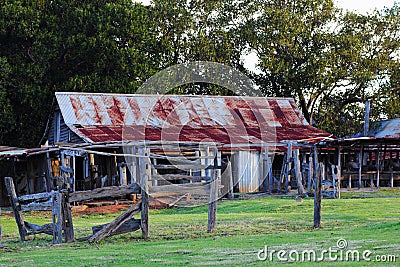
336,0,397,13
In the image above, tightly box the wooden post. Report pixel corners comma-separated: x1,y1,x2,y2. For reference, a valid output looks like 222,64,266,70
151,158,158,186
61,192,74,242
46,152,54,191
4,177,28,241
262,146,269,193
138,147,150,238
348,174,352,189
337,146,341,199
119,163,128,186
389,157,394,187
279,152,287,192
285,143,292,192
363,100,371,136
301,153,307,190
125,145,137,184
308,153,313,192
376,148,380,188
313,147,322,228
72,155,76,192
208,148,220,233
293,149,306,195
227,160,234,200
358,145,363,188
52,191,63,244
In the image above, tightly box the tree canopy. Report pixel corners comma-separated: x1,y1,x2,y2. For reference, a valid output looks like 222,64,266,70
0,0,399,147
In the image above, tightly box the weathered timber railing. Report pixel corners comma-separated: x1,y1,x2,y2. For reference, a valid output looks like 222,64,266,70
5,142,223,244
4,177,74,243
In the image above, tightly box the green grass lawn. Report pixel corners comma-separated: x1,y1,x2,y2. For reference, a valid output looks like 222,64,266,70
0,188,399,266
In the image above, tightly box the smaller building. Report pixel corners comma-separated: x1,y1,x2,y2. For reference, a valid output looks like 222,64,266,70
327,118,400,188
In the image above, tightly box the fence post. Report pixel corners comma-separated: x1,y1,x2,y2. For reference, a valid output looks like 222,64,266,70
313,147,322,228
52,191,63,244
4,177,28,241
208,148,220,233
139,147,150,238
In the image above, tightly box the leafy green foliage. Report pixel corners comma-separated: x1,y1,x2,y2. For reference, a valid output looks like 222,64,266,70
0,0,399,146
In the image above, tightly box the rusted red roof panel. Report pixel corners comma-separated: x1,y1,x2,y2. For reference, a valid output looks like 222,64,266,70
56,92,331,145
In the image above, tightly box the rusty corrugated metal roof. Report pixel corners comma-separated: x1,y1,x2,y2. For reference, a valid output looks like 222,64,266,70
55,92,331,145
0,146,59,159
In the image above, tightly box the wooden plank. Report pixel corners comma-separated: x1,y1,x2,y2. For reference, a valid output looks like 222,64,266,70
150,192,180,198
313,147,322,228
88,202,141,243
25,222,53,236
4,177,28,241
69,183,140,202
152,174,207,182
21,200,53,212
18,192,52,203
92,218,141,236
167,193,189,207
153,164,209,170
149,183,211,196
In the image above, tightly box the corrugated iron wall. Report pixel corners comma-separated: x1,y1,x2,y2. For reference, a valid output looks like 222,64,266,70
232,151,262,193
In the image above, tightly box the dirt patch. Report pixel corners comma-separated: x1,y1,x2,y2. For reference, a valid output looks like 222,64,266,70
72,203,133,216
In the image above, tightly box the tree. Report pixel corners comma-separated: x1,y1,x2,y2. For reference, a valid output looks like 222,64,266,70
0,0,158,146
239,0,400,136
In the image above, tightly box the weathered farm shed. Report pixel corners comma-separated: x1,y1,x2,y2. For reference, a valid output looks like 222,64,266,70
49,92,331,190
325,118,400,189
1,92,333,206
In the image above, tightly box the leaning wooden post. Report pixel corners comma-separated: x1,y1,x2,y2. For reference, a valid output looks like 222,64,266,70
208,147,220,233
4,177,28,241
139,147,150,238
313,146,322,228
